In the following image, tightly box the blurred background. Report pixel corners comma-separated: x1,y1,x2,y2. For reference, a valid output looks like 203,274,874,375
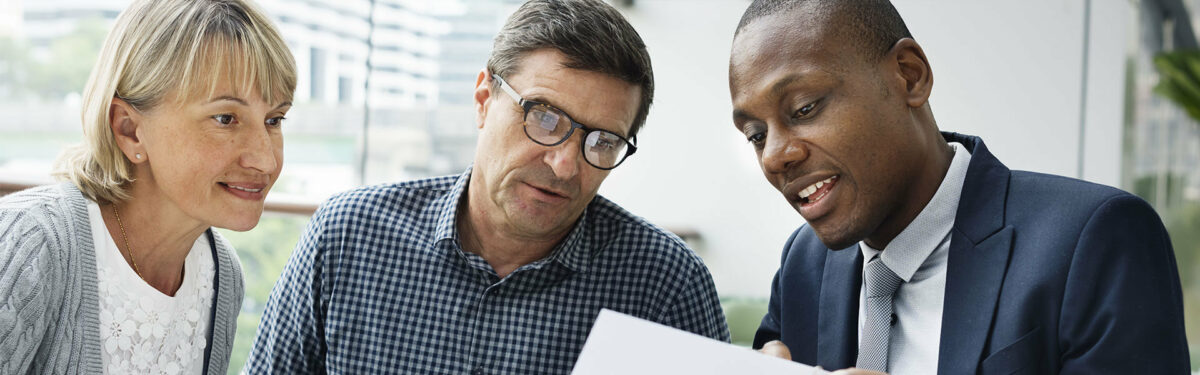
1,0,1199,373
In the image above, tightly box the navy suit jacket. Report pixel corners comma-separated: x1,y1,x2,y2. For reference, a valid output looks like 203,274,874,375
753,133,1189,374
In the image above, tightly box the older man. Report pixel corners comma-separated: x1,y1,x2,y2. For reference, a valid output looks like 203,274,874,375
245,0,728,373
729,0,1188,374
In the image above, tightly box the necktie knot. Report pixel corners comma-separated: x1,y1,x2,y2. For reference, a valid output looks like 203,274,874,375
864,256,903,298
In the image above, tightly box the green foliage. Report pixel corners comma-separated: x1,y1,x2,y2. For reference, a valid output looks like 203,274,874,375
1154,50,1200,122
229,312,265,375
215,214,310,375
720,297,768,347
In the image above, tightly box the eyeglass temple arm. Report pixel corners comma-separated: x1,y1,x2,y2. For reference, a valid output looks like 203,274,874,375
492,74,524,106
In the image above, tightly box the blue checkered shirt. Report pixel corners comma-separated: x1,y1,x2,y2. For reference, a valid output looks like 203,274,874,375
245,169,729,374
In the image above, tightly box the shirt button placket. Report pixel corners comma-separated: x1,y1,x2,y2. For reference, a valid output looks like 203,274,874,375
469,280,500,375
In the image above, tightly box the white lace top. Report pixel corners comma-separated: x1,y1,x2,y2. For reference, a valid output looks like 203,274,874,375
87,202,215,375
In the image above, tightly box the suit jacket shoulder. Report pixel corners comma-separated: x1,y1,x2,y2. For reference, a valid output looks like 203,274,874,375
756,133,1189,374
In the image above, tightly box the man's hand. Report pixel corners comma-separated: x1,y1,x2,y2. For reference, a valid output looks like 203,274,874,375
758,340,792,360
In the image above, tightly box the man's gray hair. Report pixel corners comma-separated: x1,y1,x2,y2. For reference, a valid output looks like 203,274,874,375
487,0,653,138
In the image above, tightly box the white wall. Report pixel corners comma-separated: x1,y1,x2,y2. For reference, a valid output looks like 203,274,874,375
895,0,1128,187
599,0,1130,298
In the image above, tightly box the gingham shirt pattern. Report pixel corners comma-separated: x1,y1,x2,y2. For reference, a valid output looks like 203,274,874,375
245,169,729,374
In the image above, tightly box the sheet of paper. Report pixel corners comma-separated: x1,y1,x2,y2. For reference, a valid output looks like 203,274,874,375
571,309,829,375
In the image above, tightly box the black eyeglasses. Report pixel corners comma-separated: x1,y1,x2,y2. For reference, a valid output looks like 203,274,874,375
493,74,637,170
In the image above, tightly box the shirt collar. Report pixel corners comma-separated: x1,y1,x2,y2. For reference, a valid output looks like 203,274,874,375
431,167,471,245
860,141,972,281
540,206,592,273
431,166,593,273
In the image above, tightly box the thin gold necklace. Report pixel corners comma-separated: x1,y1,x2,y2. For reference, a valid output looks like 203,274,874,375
111,203,144,279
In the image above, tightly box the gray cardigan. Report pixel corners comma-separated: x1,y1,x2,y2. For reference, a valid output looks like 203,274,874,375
0,183,244,374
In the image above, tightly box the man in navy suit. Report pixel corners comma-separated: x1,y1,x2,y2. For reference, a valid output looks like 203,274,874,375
728,0,1190,374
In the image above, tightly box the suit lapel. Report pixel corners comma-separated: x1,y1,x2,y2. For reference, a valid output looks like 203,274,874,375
938,227,1013,374
817,246,863,370
937,133,1015,375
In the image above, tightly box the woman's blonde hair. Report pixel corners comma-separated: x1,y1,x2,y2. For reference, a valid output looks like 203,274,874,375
54,0,297,203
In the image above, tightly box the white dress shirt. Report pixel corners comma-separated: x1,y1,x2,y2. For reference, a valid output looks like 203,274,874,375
857,142,972,375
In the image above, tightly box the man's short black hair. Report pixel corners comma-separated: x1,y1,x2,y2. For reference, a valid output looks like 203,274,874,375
736,0,913,60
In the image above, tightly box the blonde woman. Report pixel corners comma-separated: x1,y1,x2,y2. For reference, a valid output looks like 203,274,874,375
0,0,295,373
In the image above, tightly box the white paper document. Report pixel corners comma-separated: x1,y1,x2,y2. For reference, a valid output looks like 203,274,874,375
571,309,829,375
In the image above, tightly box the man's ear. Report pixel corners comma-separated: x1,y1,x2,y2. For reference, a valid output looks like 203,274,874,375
473,68,493,129
887,38,933,108
110,97,146,164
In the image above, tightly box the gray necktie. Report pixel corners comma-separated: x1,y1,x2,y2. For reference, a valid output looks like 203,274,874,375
857,255,904,372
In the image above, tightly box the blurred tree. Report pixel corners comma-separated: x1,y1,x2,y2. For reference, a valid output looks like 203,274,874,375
0,36,32,99
720,297,768,348
26,17,109,100
0,17,108,101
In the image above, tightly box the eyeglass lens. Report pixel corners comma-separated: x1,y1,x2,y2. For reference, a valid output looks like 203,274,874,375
523,104,629,169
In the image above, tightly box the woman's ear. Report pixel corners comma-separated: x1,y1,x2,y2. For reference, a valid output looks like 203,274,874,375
110,97,146,163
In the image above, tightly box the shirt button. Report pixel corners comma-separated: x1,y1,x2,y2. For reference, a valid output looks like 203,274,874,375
890,313,898,326
472,367,484,375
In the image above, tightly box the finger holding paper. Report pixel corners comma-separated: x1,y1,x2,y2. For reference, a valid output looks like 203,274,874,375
759,340,792,360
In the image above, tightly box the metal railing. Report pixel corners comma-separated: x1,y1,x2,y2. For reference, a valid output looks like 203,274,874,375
0,179,702,245
0,180,320,216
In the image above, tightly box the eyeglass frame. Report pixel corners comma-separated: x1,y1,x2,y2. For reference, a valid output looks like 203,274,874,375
491,73,638,170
